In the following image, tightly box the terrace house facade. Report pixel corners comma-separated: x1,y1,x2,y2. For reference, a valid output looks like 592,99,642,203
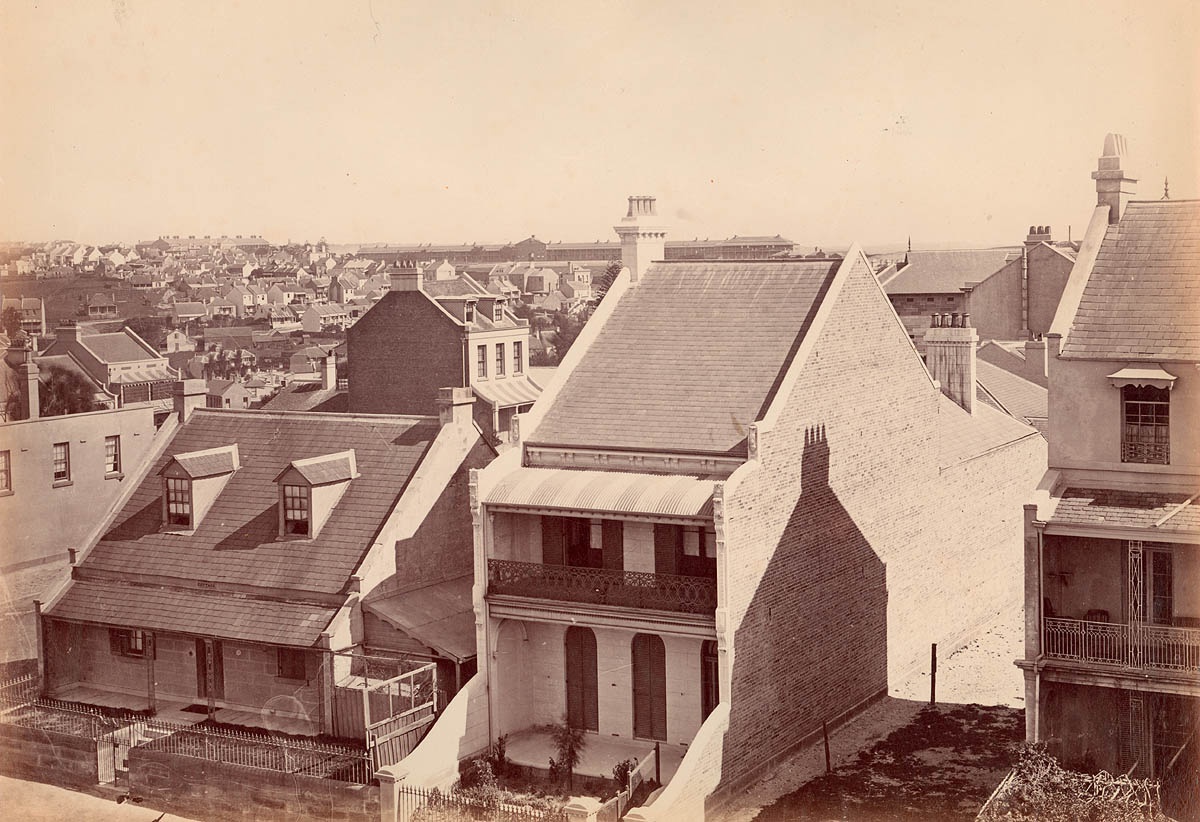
453,196,1045,819
1018,135,1199,812
38,388,493,742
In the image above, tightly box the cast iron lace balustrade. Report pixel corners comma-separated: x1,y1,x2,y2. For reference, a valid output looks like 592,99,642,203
1043,617,1200,673
488,559,717,615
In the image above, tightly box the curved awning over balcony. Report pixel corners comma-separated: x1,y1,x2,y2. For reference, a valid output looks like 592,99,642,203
485,467,715,520
472,375,542,410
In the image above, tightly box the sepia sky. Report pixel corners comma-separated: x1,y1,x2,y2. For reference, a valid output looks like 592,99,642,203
1,0,1196,249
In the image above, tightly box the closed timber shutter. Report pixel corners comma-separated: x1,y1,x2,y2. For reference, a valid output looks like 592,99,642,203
632,633,667,741
565,627,598,731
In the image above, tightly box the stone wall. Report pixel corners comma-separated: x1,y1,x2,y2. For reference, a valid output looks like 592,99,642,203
128,746,379,822
0,722,98,788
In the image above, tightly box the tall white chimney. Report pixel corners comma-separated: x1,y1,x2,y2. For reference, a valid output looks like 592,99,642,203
613,195,667,282
1092,133,1137,225
924,313,978,414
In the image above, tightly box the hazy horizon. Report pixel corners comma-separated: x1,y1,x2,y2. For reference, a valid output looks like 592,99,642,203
2,1,1196,249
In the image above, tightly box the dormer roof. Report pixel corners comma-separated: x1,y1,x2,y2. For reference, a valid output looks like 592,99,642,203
274,450,357,485
161,444,240,479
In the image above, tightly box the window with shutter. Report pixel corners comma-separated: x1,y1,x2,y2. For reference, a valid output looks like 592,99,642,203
632,633,667,741
564,627,598,731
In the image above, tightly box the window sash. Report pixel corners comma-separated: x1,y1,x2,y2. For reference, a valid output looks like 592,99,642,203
53,443,70,481
477,345,487,377
513,342,523,374
166,478,192,526
277,648,306,679
496,343,505,376
105,436,121,474
1122,397,1169,464
0,450,9,492
283,485,310,534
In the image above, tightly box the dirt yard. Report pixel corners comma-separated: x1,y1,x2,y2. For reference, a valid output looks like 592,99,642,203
718,602,1027,822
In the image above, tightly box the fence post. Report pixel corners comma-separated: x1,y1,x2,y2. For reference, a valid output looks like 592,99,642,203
930,643,937,705
654,741,660,785
823,720,832,773
378,767,404,822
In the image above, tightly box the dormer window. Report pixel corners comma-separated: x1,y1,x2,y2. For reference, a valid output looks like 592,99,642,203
492,300,504,322
282,484,310,535
166,478,192,527
464,300,476,323
274,450,357,539
159,444,240,533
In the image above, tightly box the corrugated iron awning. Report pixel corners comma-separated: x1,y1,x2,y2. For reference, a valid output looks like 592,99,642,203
485,466,715,519
472,375,542,410
112,367,176,384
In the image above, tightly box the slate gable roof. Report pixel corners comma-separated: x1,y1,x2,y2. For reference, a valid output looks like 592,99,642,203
1061,200,1200,361
884,248,1015,295
81,410,438,593
975,360,1048,429
530,260,840,455
81,331,160,363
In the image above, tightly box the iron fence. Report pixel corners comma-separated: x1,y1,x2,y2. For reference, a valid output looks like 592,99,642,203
488,559,717,614
1043,617,1200,674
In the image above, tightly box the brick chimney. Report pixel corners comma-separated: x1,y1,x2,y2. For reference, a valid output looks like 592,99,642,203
55,320,81,344
613,195,667,282
1092,133,1137,225
436,386,475,428
173,378,207,423
16,338,39,420
1024,225,1052,246
924,312,978,414
391,260,422,292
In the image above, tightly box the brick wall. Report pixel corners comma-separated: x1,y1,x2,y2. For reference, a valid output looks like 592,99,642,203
347,290,466,415
0,723,98,789
390,453,482,596
718,254,1045,786
128,746,380,822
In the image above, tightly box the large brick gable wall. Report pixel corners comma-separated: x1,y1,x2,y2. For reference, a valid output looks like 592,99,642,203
346,291,466,415
714,254,1044,790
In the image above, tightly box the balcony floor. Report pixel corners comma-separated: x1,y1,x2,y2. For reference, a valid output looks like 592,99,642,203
504,727,683,784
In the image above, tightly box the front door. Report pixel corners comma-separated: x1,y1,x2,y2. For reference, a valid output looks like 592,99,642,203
565,627,598,731
701,640,719,722
195,638,225,700
632,633,667,741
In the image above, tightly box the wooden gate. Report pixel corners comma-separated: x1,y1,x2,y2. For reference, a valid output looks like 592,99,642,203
365,662,438,770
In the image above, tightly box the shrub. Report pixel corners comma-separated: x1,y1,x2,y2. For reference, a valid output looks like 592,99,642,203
612,758,636,791
549,720,588,790
979,743,1169,822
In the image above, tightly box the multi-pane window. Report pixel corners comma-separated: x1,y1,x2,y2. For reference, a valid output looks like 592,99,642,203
496,343,506,376
109,629,146,658
166,477,192,527
513,341,523,374
105,435,121,474
464,301,476,323
477,345,487,378
492,301,503,322
1122,385,1169,464
52,442,70,482
283,485,310,535
0,450,9,492
277,648,307,679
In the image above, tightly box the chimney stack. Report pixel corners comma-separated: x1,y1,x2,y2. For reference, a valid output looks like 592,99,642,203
1092,133,1137,225
924,312,978,414
392,260,422,292
173,378,206,423
16,337,39,420
436,386,475,428
321,354,337,391
55,320,81,344
613,195,667,282
1024,225,1052,246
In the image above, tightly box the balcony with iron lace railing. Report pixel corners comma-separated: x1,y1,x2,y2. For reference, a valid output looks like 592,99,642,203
1042,617,1200,676
487,559,717,615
